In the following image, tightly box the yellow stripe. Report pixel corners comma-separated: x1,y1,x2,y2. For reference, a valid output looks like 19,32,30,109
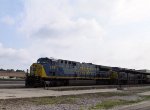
42,76,110,80
41,65,47,77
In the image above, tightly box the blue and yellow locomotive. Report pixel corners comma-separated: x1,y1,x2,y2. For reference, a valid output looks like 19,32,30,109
25,57,117,87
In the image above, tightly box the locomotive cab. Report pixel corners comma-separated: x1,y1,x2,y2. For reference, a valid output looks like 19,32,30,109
25,58,52,87
30,63,47,77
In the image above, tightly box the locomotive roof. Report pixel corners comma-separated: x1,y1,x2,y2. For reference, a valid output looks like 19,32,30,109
37,57,150,75
112,67,150,75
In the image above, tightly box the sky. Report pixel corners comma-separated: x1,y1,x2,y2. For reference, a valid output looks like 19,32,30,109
0,0,150,70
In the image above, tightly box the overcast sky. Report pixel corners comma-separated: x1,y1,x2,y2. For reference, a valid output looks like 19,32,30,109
0,0,150,70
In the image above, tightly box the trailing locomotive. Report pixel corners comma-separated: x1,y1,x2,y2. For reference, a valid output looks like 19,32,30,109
25,57,150,87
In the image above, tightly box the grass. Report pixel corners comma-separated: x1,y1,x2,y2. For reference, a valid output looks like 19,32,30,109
141,95,150,100
0,96,77,106
64,91,132,99
89,99,142,110
0,91,135,106
29,91,132,105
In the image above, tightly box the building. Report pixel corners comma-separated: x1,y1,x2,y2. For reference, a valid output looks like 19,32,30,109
0,71,26,79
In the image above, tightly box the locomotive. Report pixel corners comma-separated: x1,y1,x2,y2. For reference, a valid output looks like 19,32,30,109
25,57,150,87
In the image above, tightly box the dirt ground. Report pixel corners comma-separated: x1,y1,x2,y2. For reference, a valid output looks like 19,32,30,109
0,86,150,110
0,88,117,99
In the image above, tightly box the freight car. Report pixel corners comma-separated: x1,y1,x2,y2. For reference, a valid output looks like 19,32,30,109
25,57,150,87
112,67,149,84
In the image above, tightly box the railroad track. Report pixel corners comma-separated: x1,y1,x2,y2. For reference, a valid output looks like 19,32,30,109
0,79,150,90
0,80,25,88
47,84,150,91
